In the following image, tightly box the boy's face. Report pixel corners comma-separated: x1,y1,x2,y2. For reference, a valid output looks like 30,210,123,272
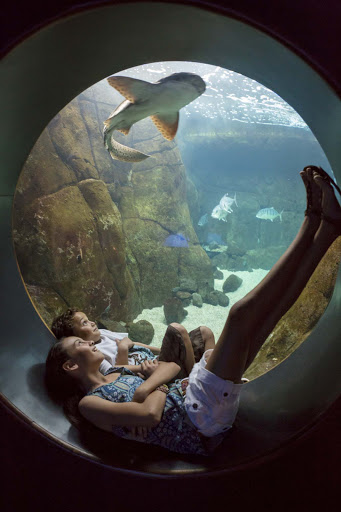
72,312,101,342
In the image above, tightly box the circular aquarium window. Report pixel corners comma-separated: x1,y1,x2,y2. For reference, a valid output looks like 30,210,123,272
13,61,340,382
2,1,341,476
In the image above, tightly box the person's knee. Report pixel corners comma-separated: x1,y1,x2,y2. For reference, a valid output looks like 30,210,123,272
169,323,187,336
199,325,214,340
228,299,253,324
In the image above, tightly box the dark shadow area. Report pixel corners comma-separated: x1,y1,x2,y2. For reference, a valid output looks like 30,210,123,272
27,363,46,397
2,396,340,510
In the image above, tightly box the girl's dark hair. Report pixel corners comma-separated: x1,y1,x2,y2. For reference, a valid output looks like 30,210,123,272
45,340,85,429
51,308,78,339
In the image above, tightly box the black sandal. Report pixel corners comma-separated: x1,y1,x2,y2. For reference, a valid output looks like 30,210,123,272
311,166,341,231
311,166,341,196
301,166,322,217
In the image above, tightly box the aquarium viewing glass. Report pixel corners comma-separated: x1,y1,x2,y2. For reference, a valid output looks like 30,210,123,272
12,61,338,380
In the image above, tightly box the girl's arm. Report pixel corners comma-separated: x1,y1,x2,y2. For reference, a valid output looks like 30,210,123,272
131,341,161,355
132,361,180,403
79,390,167,432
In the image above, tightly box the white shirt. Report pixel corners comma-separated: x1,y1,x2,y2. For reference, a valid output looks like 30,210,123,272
97,329,128,374
97,329,156,374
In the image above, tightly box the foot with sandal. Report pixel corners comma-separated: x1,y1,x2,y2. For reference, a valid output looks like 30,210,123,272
300,165,341,233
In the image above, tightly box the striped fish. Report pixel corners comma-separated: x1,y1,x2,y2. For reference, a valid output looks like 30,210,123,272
256,207,283,222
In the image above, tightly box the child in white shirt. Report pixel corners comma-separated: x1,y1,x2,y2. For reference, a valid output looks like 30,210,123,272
51,309,160,374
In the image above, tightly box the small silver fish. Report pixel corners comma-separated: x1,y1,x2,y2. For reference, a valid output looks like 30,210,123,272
211,205,228,222
219,192,238,213
256,207,283,222
198,213,208,226
211,192,237,221
103,72,206,162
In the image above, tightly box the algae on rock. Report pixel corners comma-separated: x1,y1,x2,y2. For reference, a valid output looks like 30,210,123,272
244,238,341,380
13,89,212,326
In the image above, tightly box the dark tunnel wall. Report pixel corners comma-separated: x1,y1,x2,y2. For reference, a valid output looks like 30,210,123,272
2,0,341,99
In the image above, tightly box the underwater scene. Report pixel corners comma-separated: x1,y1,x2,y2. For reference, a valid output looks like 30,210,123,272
13,62,341,379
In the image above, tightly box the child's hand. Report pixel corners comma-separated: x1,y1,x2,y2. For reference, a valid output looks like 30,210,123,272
139,359,159,379
115,337,134,349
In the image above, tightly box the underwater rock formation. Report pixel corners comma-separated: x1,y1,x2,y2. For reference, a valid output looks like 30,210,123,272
97,318,127,333
244,245,287,270
13,87,212,324
14,182,136,321
127,320,154,345
174,291,192,307
192,293,203,308
213,268,224,280
204,290,229,307
223,274,243,293
244,237,341,380
163,297,188,324
26,285,68,329
179,277,198,293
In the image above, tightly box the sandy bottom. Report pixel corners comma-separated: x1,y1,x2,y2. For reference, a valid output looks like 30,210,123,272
135,268,268,347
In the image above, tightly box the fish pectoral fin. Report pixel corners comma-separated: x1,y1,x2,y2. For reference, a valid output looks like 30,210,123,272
107,76,154,102
117,127,131,135
151,112,179,140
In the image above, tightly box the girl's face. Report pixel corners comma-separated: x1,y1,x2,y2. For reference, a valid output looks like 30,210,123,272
62,336,104,368
72,312,101,342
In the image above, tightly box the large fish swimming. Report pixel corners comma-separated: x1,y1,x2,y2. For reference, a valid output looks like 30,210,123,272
103,72,206,162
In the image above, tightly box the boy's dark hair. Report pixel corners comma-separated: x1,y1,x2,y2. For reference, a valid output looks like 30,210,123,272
51,308,79,339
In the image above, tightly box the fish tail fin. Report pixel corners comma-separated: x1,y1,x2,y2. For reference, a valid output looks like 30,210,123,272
234,193,238,207
103,128,110,149
280,210,284,221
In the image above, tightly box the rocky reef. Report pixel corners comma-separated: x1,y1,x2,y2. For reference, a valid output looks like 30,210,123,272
244,237,341,380
13,81,212,328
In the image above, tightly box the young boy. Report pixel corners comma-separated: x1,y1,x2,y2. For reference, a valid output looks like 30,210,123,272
51,308,160,374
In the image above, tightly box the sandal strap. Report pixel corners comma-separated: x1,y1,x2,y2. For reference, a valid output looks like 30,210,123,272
315,166,341,196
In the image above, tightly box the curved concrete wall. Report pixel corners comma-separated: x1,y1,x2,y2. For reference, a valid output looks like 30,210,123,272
1,2,340,475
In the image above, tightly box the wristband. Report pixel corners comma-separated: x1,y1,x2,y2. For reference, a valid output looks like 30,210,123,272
155,384,169,395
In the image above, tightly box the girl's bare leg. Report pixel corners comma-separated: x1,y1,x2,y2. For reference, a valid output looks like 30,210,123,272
244,172,341,368
206,169,341,382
